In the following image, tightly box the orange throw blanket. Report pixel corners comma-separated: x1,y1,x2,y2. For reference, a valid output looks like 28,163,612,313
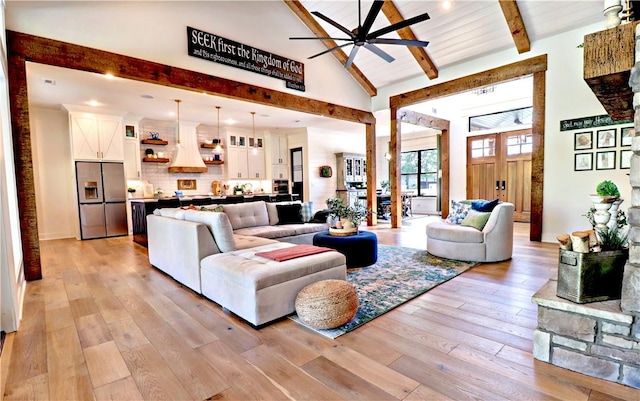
255,244,334,262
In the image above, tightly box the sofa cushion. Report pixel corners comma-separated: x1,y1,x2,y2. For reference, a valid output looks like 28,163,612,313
301,201,314,222
290,223,329,235
201,242,345,290
154,207,185,219
234,225,298,239
181,210,236,252
234,234,279,250
199,205,224,212
426,221,484,243
223,201,269,230
276,204,304,224
445,200,470,224
266,201,301,225
471,198,500,212
460,209,492,231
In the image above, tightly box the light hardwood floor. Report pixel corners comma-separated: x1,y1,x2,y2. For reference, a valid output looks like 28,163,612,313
2,218,639,400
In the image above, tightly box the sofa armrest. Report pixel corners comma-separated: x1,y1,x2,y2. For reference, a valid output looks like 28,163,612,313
482,203,514,261
147,214,219,293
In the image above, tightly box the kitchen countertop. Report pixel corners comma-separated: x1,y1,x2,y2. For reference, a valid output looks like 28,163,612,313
130,193,289,202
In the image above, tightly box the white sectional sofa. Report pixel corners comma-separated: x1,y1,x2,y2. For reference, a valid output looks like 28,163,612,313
146,201,346,326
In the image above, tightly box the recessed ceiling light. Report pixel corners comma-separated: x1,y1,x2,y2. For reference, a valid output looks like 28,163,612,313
442,0,452,10
225,118,236,125
141,94,154,99
104,73,115,80
87,100,101,107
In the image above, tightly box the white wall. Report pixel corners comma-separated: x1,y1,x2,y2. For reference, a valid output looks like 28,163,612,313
5,1,371,111
304,127,366,211
374,21,626,242
30,107,76,239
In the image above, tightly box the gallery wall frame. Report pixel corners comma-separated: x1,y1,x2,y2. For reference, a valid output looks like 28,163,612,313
575,152,593,171
596,150,616,170
620,149,632,169
621,126,634,147
597,128,616,148
574,131,592,150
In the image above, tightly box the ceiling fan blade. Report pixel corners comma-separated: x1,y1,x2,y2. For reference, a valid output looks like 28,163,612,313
311,11,356,39
364,43,395,63
360,1,384,37
367,12,431,39
308,43,353,59
368,38,429,47
345,46,360,69
290,36,354,41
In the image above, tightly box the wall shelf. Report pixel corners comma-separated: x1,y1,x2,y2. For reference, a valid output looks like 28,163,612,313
141,139,168,145
583,22,639,122
142,157,170,163
204,160,224,165
201,143,224,149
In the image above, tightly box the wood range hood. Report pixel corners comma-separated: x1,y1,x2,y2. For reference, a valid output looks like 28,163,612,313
583,21,639,122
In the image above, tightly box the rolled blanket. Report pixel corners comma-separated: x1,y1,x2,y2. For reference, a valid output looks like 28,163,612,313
255,244,334,262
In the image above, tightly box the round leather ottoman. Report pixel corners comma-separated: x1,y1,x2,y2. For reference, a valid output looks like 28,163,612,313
313,230,378,268
295,279,359,329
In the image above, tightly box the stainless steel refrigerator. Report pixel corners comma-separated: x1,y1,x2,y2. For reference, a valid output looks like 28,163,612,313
75,161,128,239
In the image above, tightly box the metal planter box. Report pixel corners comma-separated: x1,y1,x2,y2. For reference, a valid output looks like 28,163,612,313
556,249,627,303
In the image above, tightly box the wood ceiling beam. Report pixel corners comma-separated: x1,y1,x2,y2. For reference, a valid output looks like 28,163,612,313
381,0,438,79
499,0,531,54
283,0,377,96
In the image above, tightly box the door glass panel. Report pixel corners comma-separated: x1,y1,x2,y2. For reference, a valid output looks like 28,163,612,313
471,137,495,158
522,144,533,153
472,149,483,158
507,145,520,155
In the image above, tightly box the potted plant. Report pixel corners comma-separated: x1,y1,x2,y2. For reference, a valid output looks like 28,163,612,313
326,197,372,232
590,179,620,203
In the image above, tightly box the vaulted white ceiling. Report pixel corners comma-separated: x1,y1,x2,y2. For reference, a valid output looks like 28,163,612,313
17,1,608,135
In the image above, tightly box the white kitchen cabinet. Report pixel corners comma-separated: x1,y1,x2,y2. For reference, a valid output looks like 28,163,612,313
271,134,288,165
272,163,288,180
123,138,141,179
270,134,289,179
69,112,124,161
248,148,266,179
227,147,248,179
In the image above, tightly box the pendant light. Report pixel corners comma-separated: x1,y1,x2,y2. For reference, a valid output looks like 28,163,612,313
251,111,258,155
174,99,181,149
214,106,223,153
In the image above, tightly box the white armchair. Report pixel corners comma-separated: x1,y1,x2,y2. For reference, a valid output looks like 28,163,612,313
426,202,514,262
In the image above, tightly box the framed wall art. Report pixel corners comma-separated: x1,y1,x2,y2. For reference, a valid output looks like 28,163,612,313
125,125,135,138
597,128,616,148
596,151,616,170
621,126,634,147
574,152,593,171
574,131,592,150
620,149,632,169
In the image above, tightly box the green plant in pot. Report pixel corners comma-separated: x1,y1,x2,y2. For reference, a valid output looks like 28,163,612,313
326,197,372,230
591,179,620,203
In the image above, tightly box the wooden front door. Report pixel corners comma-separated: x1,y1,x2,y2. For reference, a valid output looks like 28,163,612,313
467,129,532,222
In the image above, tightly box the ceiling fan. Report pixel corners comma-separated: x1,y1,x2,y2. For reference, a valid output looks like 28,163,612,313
290,0,430,68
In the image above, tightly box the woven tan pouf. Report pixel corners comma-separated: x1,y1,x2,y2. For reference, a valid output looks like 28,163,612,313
295,279,359,329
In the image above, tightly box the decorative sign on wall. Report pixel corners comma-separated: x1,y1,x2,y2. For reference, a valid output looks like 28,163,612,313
560,114,632,131
187,26,305,92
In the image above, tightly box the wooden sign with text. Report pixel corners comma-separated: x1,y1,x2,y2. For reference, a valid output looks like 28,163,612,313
187,26,305,91
560,114,632,131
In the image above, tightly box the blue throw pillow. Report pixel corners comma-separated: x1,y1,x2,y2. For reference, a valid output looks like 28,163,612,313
471,198,500,212
300,201,314,222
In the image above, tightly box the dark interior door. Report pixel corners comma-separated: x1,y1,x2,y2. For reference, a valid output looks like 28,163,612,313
291,147,303,202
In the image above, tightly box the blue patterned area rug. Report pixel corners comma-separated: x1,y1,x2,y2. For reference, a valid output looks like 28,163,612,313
290,244,478,338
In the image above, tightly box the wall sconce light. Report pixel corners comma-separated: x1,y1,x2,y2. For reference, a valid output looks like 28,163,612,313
384,152,391,161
